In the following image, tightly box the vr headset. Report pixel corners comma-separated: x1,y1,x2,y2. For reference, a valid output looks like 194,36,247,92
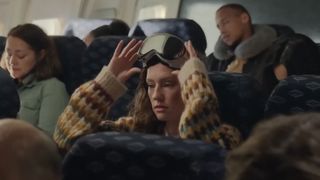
138,33,187,69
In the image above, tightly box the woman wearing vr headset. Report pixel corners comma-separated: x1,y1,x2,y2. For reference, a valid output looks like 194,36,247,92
54,33,241,153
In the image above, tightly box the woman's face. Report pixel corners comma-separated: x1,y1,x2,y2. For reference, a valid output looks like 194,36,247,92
146,63,185,124
5,36,37,80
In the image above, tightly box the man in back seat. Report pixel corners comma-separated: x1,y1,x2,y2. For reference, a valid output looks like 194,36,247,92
209,3,320,94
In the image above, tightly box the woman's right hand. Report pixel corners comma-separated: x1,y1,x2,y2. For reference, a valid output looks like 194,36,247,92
108,39,143,83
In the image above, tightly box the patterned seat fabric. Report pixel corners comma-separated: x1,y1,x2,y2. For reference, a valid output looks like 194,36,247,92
52,36,87,94
209,72,267,138
63,131,226,180
129,18,207,54
0,68,20,119
81,36,143,119
265,75,320,118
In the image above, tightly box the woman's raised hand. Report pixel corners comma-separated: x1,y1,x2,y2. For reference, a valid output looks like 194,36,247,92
108,39,143,83
184,40,198,59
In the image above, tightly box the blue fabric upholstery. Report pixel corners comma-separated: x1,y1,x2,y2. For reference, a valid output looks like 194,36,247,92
209,72,267,138
81,36,143,119
0,68,20,118
63,131,226,180
129,18,207,54
267,24,295,36
52,36,87,95
265,75,320,117
0,36,6,58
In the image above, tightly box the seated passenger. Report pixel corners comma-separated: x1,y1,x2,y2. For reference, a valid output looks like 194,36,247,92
54,33,242,153
0,119,62,180
210,3,320,94
226,113,320,180
3,23,69,135
83,19,130,46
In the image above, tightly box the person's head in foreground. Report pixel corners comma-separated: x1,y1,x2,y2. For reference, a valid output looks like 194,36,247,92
0,119,62,180
226,113,320,180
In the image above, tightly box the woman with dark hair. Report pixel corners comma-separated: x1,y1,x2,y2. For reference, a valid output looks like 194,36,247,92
54,33,241,152
4,23,69,135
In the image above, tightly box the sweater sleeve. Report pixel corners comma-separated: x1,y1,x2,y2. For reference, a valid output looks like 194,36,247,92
53,67,133,151
178,58,242,150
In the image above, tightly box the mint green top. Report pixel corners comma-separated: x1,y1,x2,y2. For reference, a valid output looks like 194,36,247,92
18,75,69,135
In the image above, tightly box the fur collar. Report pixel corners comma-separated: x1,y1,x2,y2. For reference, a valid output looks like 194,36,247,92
214,25,277,60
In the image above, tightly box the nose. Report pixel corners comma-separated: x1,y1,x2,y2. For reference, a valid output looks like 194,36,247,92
8,55,18,66
152,85,164,102
219,25,227,35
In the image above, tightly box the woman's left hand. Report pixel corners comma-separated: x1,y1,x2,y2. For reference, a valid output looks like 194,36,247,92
172,40,198,75
184,40,198,59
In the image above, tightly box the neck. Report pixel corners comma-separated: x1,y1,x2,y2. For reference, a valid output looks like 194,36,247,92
164,121,179,137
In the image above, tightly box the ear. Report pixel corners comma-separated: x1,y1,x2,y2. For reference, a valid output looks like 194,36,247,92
240,13,250,24
38,49,46,61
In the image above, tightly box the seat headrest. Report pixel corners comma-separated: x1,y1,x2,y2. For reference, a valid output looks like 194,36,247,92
51,36,87,94
63,131,226,180
265,75,320,118
0,69,20,119
82,36,144,82
0,36,6,57
267,24,295,36
129,18,207,54
209,72,267,138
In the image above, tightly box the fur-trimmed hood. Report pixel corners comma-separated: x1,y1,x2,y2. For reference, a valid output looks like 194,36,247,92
214,25,277,60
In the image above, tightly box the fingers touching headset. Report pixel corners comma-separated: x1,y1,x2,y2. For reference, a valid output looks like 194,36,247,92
184,40,198,59
108,39,143,83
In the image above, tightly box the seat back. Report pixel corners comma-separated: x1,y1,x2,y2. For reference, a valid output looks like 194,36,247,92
268,24,295,37
52,36,87,94
81,36,143,119
275,33,320,76
0,36,6,58
63,131,226,180
129,18,207,55
265,75,320,118
0,68,20,119
209,72,267,138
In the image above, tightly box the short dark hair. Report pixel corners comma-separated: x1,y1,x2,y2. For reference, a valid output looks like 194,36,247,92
90,19,130,38
226,113,320,180
7,23,61,80
217,3,252,24
90,25,112,38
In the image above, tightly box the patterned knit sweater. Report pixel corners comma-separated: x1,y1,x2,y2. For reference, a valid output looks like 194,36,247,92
54,58,242,152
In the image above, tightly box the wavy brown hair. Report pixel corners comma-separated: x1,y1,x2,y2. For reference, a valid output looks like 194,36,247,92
7,23,61,80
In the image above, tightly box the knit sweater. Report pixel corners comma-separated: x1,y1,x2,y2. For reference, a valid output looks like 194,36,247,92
54,58,242,152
